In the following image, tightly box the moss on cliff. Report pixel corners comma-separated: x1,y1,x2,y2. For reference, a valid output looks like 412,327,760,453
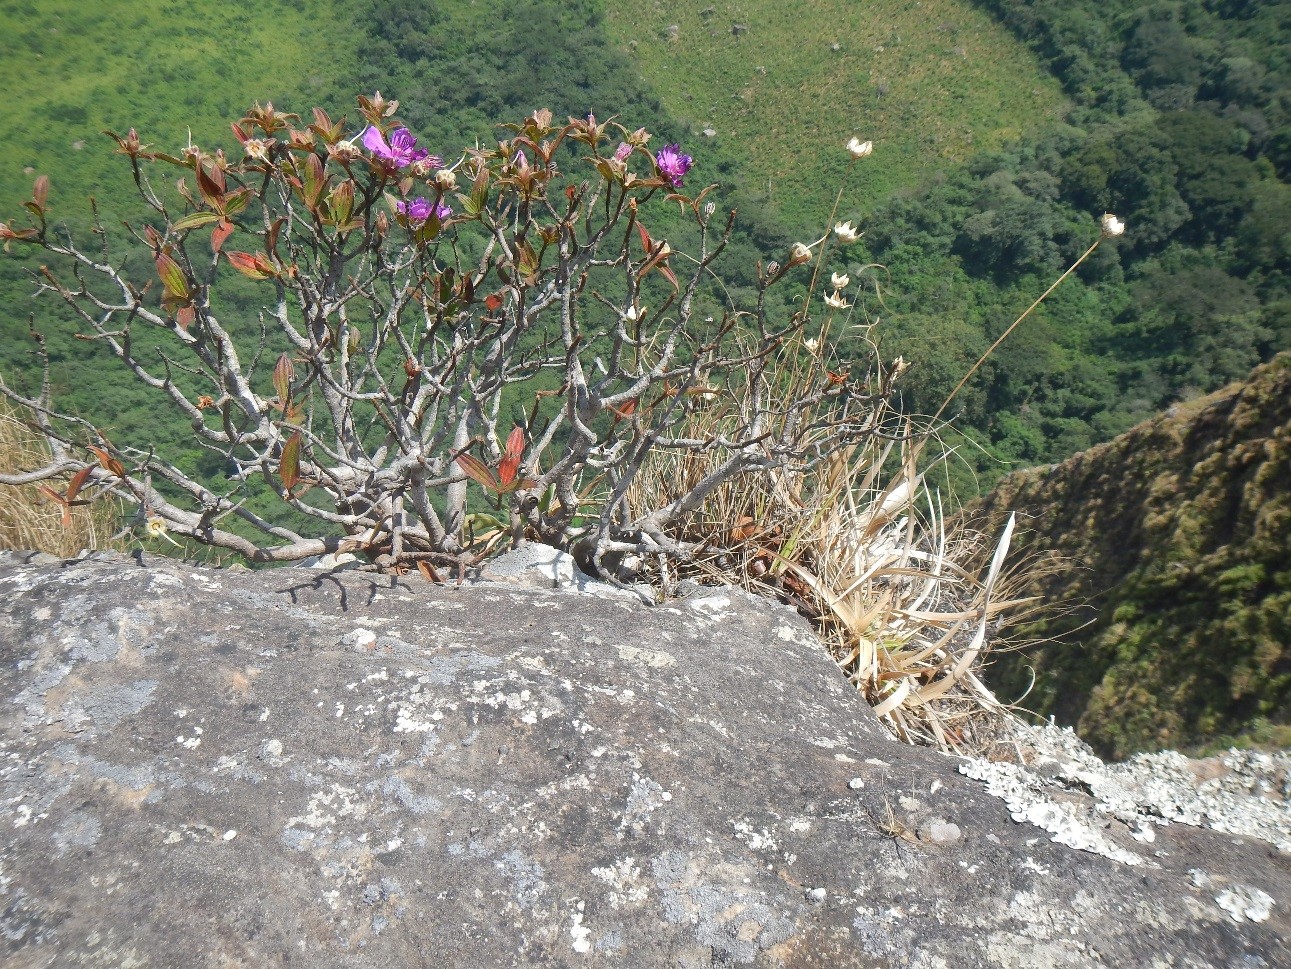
973,353,1291,758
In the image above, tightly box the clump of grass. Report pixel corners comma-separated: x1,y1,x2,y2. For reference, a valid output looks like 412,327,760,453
0,399,118,556
623,184,1117,752
626,321,1038,752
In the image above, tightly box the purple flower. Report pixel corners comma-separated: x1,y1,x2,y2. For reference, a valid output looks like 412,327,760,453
396,196,451,225
362,126,439,168
654,143,693,188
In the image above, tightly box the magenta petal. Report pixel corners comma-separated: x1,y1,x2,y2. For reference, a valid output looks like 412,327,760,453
362,126,392,159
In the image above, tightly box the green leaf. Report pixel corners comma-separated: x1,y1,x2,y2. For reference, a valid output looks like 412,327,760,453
171,211,222,232
278,431,302,494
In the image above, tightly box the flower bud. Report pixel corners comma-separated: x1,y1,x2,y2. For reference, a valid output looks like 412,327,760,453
787,242,813,267
434,168,457,191
328,141,362,164
824,290,851,310
830,272,850,289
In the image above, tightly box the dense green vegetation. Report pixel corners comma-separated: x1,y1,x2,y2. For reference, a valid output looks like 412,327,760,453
973,354,1291,758
852,0,1291,489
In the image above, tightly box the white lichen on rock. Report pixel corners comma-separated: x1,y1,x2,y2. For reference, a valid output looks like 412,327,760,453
960,723,1291,864
1215,885,1274,923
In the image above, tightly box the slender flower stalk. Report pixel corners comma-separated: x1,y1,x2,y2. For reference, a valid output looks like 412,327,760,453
930,216,1125,425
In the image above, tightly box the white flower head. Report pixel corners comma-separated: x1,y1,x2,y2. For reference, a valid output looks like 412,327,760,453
434,168,457,190
834,221,860,244
804,337,820,353
788,242,813,267
830,271,850,289
1100,213,1125,238
824,290,851,310
243,138,272,162
846,137,873,160
145,516,182,548
623,304,648,322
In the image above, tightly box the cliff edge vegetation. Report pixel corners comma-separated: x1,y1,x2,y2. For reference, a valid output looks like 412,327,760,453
974,353,1291,758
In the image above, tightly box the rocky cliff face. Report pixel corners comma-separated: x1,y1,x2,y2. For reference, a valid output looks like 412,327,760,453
1,551,1288,967
973,353,1291,758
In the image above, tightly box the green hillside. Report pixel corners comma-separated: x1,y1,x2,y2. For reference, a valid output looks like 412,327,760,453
601,0,1068,231
0,0,355,214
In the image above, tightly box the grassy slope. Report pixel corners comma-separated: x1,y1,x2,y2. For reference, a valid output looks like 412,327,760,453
0,0,359,545
600,0,1068,231
0,0,355,214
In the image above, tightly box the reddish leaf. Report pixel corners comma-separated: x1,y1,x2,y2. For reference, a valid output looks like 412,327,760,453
272,352,293,405
416,560,442,584
278,431,302,494
303,153,326,207
210,218,234,254
65,465,93,503
196,162,224,207
455,453,498,492
484,293,503,313
86,445,126,478
498,426,525,486
635,221,653,253
607,398,639,420
226,251,273,280
229,122,249,145
32,175,48,209
176,306,196,331
155,252,190,300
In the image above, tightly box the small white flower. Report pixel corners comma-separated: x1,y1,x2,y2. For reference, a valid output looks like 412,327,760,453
846,138,873,159
434,168,457,191
824,290,851,310
804,337,820,352
830,272,850,289
145,516,183,548
1100,213,1125,237
788,242,813,266
243,139,272,162
834,221,860,244
623,304,648,322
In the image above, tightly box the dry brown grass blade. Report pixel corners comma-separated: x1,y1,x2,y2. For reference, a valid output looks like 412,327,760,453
0,400,119,557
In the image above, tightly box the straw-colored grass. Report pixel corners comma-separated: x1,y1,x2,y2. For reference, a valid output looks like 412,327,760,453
0,399,119,556
626,322,1040,752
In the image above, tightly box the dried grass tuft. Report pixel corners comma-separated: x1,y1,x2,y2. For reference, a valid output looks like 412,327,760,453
0,399,118,557
626,328,1041,753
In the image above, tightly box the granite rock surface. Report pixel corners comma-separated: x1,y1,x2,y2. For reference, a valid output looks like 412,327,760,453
0,551,1287,967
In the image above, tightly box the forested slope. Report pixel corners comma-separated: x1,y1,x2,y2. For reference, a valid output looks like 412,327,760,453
973,353,1291,758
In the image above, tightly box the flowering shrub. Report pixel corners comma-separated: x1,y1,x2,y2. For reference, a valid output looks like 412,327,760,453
0,95,885,579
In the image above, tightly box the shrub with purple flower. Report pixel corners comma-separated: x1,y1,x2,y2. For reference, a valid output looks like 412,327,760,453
396,196,451,225
363,126,440,169
654,143,693,189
